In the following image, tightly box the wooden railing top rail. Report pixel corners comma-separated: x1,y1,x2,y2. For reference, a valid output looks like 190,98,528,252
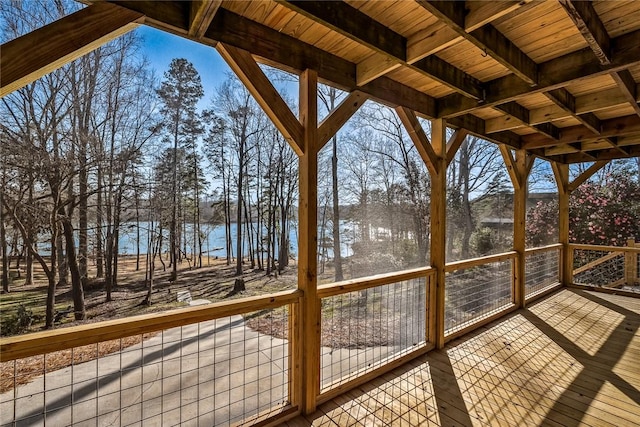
0,289,302,362
444,251,517,273
317,267,435,298
525,243,563,254
570,243,640,253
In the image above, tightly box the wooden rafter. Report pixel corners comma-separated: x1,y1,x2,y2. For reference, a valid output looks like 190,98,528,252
486,86,640,133
610,70,640,117
279,0,484,99
417,0,538,85
216,43,304,155
558,0,611,65
188,0,222,39
407,1,531,63
559,146,639,164
206,9,439,120
0,2,144,97
465,1,534,32
281,1,405,60
523,114,640,149
7,0,639,167
558,0,640,120
438,28,640,118
494,102,560,140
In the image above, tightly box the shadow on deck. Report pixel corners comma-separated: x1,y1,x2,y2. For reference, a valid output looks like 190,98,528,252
287,289,640,426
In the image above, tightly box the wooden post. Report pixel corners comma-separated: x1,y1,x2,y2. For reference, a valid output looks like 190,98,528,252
298,69,320,413
430,118,447,349
554,163,572,286
626,238,638,285
513,150,530,307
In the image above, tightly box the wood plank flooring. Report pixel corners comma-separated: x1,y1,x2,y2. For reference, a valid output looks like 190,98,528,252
286,289,640,426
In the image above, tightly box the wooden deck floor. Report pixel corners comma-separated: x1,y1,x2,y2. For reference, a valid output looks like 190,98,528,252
286,289,640,426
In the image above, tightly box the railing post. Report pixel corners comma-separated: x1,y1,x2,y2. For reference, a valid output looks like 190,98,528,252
514,150,530,307
626,238,638,285
553,163,572,287
499,147,531,307
430,118,447,349
297,69,320,413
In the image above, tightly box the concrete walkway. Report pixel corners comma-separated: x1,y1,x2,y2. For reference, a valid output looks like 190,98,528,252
1,314,289,427
0,314,406,427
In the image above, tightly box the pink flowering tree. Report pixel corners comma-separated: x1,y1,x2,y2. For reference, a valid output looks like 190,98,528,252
526,171,640,246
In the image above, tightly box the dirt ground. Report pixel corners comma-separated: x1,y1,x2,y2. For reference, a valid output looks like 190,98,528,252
1,255,301,334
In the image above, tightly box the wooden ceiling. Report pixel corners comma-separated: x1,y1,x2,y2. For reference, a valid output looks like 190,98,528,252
6,1,640,164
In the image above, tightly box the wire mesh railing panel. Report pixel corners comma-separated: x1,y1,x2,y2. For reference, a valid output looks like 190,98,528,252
319,277,427,393
0,308,291,427
445,259,513,335
525,248,560,298
573,249,625,287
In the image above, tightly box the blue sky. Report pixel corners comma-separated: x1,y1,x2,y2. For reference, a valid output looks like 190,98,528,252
135,26,232,109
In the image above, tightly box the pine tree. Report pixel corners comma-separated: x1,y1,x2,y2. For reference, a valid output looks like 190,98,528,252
156,58,204,281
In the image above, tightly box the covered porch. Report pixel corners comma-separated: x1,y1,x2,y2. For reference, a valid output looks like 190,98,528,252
2,1,640,426
289,288,640,426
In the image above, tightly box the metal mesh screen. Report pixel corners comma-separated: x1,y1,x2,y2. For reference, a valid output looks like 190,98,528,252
319,277,427,393
573,249,625,287
445,259,513,335
0,309,290,426
525,248,560,298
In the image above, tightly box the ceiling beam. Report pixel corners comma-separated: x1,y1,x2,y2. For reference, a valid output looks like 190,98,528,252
438,28,640,118
543,88,631,155
407,1,531,63
109,1,189,34
1,2,144,97
557,146,639,163
610,69,640,117
278,0,484,100
558,0,611,65
465,1,534,32
188,0,222,39
446,114,522,149
281,1,405,60
417,0,538,85
486,85,640,133
205,9,439,118
522,114,640,149
557,0,640,121
494,102,560,140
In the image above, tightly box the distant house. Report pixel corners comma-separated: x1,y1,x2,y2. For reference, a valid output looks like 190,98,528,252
474,192,556,231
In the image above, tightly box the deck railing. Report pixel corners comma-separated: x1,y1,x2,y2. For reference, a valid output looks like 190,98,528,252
570,239,640,290
0,290,301,427
316,267,434,402
525,243,562,299
444,251,517,340
5,240,635,425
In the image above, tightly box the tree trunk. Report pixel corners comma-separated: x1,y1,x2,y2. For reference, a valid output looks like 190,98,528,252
236,147,244,276
56,231,67,287
0,187,9,293
62,217,85,321
96,168,104,278
331,135,344,281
